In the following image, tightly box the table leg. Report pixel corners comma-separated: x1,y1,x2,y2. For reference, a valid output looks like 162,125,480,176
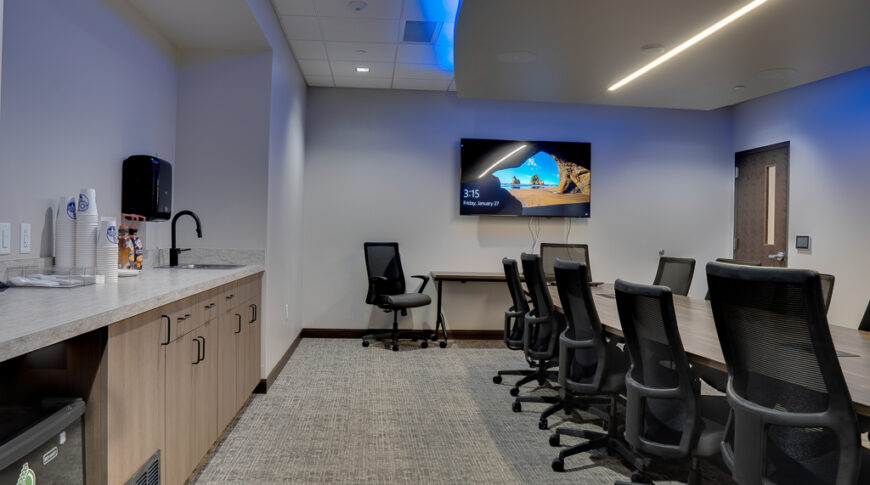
436,280,448,347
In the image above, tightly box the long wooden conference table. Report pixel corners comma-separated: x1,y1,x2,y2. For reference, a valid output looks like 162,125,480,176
430,271,870,417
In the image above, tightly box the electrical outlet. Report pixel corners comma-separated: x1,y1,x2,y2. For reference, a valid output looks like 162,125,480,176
284,304,289,321
20,223,31,254
0,223,10,255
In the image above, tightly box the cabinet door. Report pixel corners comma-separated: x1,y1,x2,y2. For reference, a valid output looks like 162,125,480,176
246,299,261,393
105,309,166,485
217,310,240,431
193,320,218,459
164,334,197,485
235,309,249,410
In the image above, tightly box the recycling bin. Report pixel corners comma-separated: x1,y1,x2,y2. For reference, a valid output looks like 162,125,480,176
0,398,85,485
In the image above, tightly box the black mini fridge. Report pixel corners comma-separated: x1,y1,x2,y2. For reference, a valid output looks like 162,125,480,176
0,398,86,485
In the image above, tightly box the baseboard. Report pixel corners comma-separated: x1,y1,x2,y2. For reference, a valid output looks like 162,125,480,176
299,328,503,340
254,332,302,394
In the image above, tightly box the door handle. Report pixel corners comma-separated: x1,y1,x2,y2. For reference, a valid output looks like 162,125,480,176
193,338,201,365
235,313,242,334
161,315,171,345
768,252,785,262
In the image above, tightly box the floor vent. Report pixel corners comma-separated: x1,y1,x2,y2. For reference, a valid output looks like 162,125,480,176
126,450,160,485
403,20,438,42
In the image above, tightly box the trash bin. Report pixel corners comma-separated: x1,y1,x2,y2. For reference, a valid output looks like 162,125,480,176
0,398,86,485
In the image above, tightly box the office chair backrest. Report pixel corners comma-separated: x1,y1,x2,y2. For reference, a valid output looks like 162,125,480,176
653,256,695,296
363,242,406,304
540,243,590,282
615,279,699,460
705,258,762,300
554,259,606,390
706,262,860,485
860,299,870,332
521,252,558,352
820,273,835,312
502,258,528,342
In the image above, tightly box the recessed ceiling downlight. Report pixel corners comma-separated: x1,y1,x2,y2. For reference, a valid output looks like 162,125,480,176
608,0,769,91
348,1,368,12
356,66,370,73
497,51,537,64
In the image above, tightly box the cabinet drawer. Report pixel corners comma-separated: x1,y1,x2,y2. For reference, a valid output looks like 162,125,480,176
165,297,199,340
219,281,241,314
198,289,220,323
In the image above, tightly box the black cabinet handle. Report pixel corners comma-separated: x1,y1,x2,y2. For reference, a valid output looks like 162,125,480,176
249,304,256,323
161,315,171,345
204,303,215,310
193,338,201,365
178,313,191,322
226,294,235,300
199,336,206,361
253,303,257,322
235,313,242,334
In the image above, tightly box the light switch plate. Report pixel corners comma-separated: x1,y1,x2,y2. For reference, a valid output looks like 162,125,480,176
0,223,10,255
20,223,31,254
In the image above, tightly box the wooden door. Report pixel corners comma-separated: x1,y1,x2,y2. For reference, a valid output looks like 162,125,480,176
105,310,166,485
217,310,240,430
164,334,197,485
193,320,219,459
734,142,789,267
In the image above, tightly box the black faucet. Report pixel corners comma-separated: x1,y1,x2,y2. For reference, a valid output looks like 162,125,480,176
170,210,203,267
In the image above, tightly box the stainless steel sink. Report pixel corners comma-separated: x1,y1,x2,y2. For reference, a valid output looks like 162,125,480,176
155,264,245,270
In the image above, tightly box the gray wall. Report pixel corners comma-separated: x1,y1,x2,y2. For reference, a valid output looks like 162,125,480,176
302,88,734,331
732,65,870,327
0,0,178,260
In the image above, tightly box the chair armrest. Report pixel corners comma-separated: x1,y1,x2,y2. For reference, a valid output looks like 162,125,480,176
369,276,388,282
559,328,596,349
411,274,429,293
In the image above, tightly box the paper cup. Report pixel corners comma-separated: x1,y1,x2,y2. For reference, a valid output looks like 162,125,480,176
98,218,118,248
77,188,98,216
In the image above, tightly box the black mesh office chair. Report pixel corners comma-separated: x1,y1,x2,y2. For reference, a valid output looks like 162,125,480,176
362,242,435,351
821,273,835,313
509,253,565,413
652,257,696,296
614,279,729,485
540,243,592,282
492,258,535,385
860,300,870,332
547,259,634,471
707,262,870,485
704,258,761,300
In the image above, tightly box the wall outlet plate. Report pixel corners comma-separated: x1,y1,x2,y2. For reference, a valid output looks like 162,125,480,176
20,223,31,254
0,223,10,255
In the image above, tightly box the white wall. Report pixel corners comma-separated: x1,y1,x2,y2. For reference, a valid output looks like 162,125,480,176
302,88,734,331
247,0,307,377
0,0,178,259
174,51,271,250
732,65,870,328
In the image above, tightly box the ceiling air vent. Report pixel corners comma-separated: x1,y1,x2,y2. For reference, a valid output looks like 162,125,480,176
403,20,438,43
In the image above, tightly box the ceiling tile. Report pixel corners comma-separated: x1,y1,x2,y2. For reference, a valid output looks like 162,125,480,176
280,16,323,40
314,0,403,19
298,59,333,76
325,42,397,62
319,17,400,43
305,75,335,87
334,76,393,89
290,40,328,59
272,0,316,16
403,0,460,22
394,63,453,81
392,78,451,91
330,60,394,77
436,22,455,45
396,44,440,64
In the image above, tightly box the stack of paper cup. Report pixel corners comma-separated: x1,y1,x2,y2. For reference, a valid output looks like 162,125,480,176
74,188,99,269
55,195,77,268
97,217,119,283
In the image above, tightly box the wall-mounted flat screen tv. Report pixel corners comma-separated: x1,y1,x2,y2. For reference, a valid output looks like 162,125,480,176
460,138,591,217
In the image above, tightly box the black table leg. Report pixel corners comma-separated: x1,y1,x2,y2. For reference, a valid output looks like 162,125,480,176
436,279,448,348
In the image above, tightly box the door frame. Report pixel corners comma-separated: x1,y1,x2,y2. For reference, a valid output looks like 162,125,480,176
733,141,790,266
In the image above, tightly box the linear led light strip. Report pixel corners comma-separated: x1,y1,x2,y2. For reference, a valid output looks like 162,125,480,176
479,144,528,179
608,0,768,91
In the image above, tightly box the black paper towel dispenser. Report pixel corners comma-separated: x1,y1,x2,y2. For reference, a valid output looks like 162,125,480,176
122,155,172,221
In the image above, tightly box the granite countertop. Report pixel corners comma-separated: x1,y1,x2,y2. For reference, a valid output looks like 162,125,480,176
0,265,265,362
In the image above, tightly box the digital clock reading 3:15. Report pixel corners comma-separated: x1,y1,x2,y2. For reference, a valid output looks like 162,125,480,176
463,188,480,199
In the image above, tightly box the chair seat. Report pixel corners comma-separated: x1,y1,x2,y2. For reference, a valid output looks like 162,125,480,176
381,292,431,308
694,395,730,457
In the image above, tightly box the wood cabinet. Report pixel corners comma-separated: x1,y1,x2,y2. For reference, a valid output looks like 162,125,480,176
103,272,263,485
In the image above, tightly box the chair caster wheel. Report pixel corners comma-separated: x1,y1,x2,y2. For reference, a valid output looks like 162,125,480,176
392,345,399,352
420,340,428,348
362,340,369,347
493,375,502,384
552,458,565,472
538,419,548,430
439,341,447,348
512,401,522,413
549,434,560,446
509,387,520,397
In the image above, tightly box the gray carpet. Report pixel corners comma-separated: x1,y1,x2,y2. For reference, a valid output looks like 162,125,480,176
191,339,735,484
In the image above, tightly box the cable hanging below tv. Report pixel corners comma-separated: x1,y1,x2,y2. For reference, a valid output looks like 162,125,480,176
459,138,591,217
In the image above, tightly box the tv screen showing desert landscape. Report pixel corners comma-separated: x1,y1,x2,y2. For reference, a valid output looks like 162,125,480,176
459,138,591,217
